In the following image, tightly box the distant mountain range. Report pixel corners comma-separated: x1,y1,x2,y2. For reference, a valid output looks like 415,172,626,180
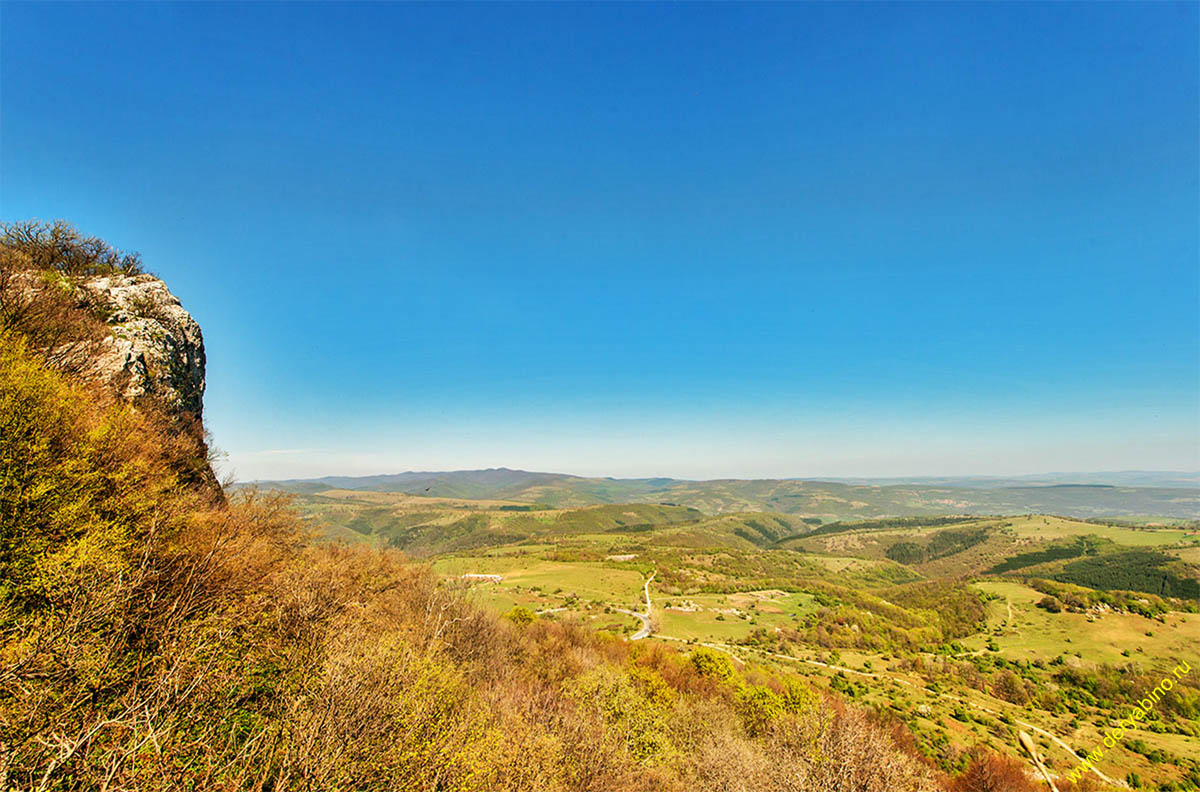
244,468,1200,520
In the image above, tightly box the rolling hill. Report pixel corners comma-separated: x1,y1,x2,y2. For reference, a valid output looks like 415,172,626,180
251,468,1200,520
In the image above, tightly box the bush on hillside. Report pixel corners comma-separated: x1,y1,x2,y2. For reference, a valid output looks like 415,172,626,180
1036,595,1062,613
690,647,737,681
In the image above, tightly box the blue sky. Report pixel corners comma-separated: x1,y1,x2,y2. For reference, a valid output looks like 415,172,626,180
3,2,1197,480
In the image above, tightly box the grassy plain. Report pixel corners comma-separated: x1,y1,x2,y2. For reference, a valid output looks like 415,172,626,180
966,580,1198,669
433,557,648,608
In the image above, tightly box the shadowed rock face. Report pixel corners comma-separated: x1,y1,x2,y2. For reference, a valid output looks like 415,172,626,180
80,273,206,421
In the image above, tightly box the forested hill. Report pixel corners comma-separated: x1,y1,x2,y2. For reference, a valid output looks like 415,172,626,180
251,468,1200,520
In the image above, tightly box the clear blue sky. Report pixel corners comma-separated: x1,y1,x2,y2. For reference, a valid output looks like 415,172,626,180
3,2,1197,480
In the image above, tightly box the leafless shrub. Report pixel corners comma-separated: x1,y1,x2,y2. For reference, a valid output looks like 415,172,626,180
1,220,142,277
0,260,106,375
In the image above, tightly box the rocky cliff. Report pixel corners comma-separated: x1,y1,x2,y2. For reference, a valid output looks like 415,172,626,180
79,273,207,425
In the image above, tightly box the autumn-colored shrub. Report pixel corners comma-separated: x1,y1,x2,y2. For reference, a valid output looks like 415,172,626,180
949,748,1038,792
991,669,1031,705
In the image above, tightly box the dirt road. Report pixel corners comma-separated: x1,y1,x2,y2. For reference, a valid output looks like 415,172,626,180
614,572,655,640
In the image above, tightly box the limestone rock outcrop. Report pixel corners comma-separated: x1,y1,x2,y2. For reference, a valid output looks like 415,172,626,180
79,273,206,422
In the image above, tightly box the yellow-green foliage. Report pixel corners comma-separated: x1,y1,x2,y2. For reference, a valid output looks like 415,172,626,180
628,663,676,708
504,604,536,625
736,679,818,737
567,666,674,763
1,333,197,612
737,684,785,736
689,647,737,681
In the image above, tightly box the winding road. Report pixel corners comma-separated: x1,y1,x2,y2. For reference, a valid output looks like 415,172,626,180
614,572,655,640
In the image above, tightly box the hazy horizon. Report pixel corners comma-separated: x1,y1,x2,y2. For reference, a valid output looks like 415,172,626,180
5,2,1198,483
231,462,1199,487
